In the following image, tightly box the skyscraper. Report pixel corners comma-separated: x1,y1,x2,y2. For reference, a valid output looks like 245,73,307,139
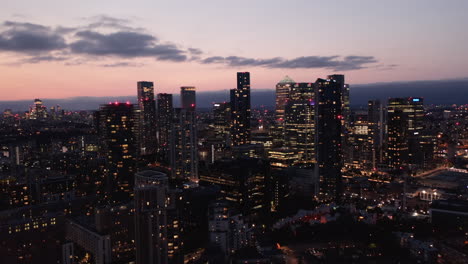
170,108,198,181
98,102,138,203
284,82,316,164
316,77,343,200
368,99,386,169
387,97,424,170
170,87,198,181
157,93,173,163
134,170,169,264
230,72,251,146
137,81,157,156
180,86,196,111
274,76,295,146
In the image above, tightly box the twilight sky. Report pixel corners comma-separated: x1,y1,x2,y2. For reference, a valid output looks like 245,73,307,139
1,0,467,101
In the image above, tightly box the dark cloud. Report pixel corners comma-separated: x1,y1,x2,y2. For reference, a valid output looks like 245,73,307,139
0,18,384,70
70,30,187,62
202,55,378,71
0,21,67,52
22,55,67,63
188,48,203,55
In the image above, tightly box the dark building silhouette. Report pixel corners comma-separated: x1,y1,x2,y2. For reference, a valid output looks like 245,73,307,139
137,81,157,156
181,86,196,111
98,102,138,203
368,99,386,169
157,93,173,163
134,170,169,264
231,72,251,146
316,78,343,201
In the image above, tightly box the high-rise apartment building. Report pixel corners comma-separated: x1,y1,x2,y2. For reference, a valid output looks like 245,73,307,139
157,93,174,163
98,102,138,203
368,99,386,169
134,170,169,264
137,81,157,156
230,72,251,146
316,78,343,200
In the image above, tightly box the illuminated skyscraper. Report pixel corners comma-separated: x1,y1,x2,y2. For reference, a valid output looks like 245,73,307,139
181,86,196,111
134,170,169,264
230,72,251,146
137,81,157,156
274,76,295,146
316,78,343,200
387,97,425,170
284,82,316,164
29,99,47,120
98,102,138,203
157,93,173,163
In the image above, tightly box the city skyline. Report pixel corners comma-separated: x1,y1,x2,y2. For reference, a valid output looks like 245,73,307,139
1,0,468,100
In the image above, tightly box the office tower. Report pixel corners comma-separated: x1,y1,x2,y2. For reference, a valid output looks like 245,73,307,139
368,100,386,169
134,170,169,264
230,72,251,146
348,113,372,169
157,93,173,163
387,97,425,170
284,82,316,164
213,102,231,143
137,81,157,156
170,107,198,181
316,78,343,200
274,76,295,145
98,102,138,203
181,86,196,111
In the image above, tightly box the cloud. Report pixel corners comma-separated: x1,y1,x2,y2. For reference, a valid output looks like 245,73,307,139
188,48,203,55
21,55,68,63
70,30,187,62
101,62,144,67
0,17,385,71
201,55,379,71
0,21,67,53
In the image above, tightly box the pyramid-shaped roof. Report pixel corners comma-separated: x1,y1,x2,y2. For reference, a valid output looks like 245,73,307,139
278,75,295,84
